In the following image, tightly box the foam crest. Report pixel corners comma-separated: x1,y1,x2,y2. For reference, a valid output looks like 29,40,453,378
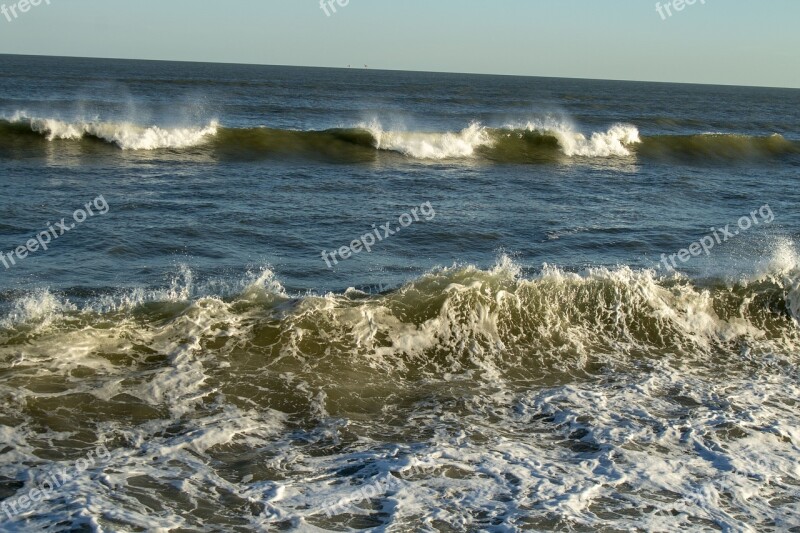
365,121,493,159
750,238,800,323
0,289,75,331
520,119,641,157
364,119,640,159
7,112,218,150
752,238,799,279
0,266,287,332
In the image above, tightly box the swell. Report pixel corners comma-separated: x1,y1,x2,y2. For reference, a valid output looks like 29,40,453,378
637,132,800,161
210,125,379,162
2,113,799,163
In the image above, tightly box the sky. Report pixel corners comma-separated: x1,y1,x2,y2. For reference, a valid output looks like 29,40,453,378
0,0,798,88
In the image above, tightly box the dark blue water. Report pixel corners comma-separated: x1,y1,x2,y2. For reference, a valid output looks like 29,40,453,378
1,55,799,297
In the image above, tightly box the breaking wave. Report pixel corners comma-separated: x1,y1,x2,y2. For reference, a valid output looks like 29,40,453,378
1,112,218,150
3,252,799,366
2,112,799,163
2,252,800,530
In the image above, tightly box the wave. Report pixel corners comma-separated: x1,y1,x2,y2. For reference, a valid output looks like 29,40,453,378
2,256,799,531
2,113,798,163
367,121,495,159
638,132,800,161
1,112,218,150
2,252,799,375
510,120,641,157
362,119,641,160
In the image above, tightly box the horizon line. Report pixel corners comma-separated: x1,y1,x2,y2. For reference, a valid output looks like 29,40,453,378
1,52,798,91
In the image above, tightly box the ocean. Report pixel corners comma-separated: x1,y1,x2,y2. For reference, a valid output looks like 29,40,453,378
0,54,799,532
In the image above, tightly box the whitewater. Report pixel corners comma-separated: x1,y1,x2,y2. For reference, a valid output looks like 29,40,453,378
2,252,799,530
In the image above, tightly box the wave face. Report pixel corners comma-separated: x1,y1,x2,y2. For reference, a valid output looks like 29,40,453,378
5,112,797,163
1,256,800,530
4,256,798,367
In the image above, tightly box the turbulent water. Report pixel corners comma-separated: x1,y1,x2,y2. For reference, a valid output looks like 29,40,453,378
1,55,799,532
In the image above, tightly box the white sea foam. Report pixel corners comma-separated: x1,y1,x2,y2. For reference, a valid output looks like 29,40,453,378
749,238,800,323
517,118,642,157
363,118,641,159
0,289,76,331
6,111,218,150
1,258,798,530
364,120,493,159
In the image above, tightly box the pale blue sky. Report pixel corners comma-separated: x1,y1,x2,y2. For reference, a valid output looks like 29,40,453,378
0,0,798,88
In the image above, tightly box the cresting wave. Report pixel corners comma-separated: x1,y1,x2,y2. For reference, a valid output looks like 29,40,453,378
2,113,799,162
1,112,218,150
2,251,799,367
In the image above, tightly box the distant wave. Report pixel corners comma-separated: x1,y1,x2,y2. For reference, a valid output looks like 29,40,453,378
1,112,218,150
2,113,798,163
638,132,800,161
